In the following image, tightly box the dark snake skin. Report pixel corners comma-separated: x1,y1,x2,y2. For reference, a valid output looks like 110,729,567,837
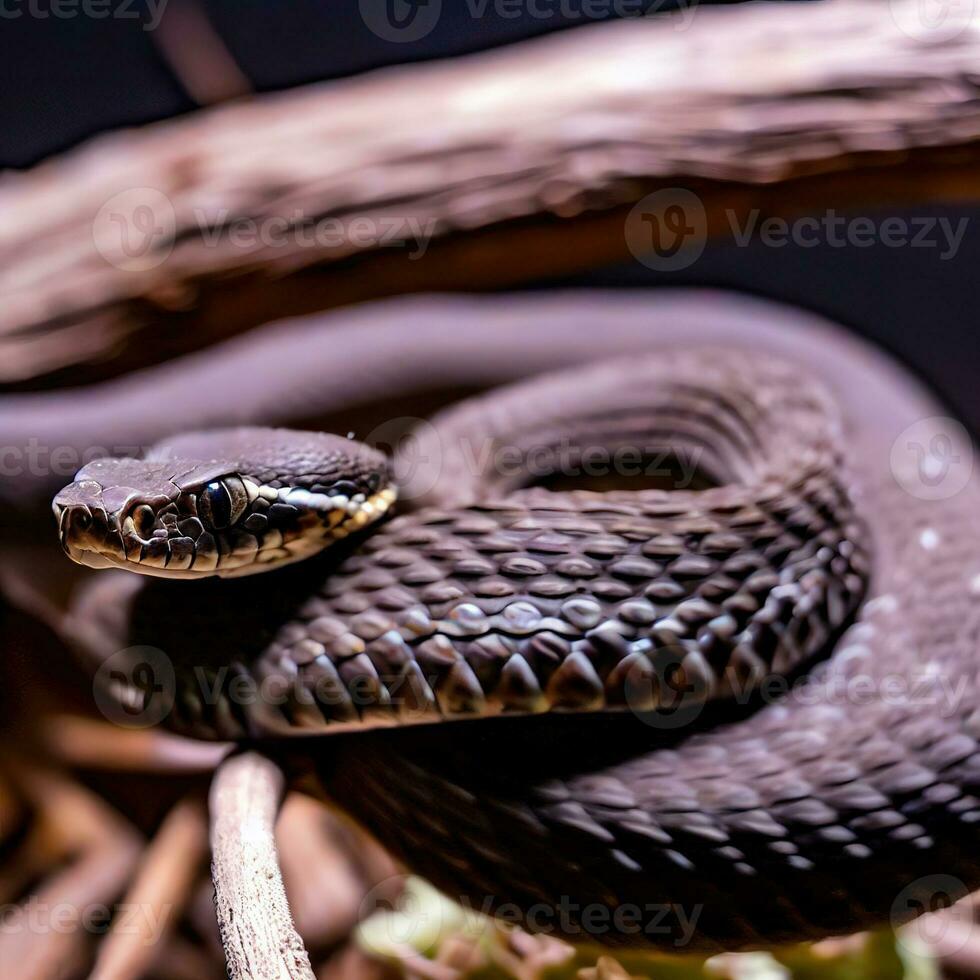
51,293,980,952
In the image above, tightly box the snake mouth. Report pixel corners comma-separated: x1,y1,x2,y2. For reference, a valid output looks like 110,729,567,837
53,484,398,579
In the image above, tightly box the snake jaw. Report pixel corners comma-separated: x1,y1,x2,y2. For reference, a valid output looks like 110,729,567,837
54,474,398,579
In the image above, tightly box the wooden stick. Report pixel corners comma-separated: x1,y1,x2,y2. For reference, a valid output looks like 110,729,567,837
4,761,139,858
152,0,252,106
3,0,980,387
2,839,142,980
0,765,143,980
209,752,315,979
89,796,209,980
45,714,231,774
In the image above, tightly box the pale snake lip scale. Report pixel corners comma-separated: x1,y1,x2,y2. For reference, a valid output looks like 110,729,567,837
50,293,980,952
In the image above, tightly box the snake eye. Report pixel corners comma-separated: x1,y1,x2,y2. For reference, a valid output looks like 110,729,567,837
197,477,248,530
199,481,232,529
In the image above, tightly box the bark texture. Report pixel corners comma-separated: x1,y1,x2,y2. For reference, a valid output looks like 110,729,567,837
209,752,315,980
2,0,980,387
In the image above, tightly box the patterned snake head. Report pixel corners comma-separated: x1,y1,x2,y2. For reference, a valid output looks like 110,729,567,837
52,427,396,578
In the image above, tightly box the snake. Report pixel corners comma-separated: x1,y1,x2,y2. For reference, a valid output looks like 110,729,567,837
31,291,980,952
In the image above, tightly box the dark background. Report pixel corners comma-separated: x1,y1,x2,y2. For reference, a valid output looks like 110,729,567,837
1,0,976,426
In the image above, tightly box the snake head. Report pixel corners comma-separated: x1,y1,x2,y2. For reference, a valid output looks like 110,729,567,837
52,427,397,578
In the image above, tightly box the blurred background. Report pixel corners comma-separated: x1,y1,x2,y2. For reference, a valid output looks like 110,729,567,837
1,1,979,978
1,0,977,423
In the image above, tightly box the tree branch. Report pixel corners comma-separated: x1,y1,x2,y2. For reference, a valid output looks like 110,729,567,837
2,0,980,387
209,752,314,980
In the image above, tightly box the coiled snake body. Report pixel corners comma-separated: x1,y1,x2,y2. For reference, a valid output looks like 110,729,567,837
48,293,980,951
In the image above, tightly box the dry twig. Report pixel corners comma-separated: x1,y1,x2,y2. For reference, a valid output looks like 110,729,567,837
209,751,315,979
90,796,209,980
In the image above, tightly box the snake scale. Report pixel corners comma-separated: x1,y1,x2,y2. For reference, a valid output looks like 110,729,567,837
24,292,980,951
